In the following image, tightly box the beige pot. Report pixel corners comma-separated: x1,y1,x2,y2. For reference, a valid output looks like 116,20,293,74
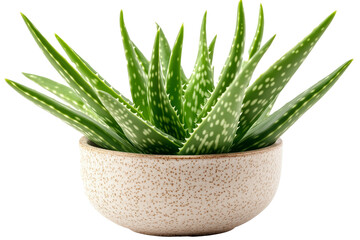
79,137,282,236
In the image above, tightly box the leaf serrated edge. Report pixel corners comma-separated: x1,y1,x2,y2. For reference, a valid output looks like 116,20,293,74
6,79,138,152
233,59,352,151
98,90,183,149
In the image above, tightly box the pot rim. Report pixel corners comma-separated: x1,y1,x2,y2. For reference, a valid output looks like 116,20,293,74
79,137,282,160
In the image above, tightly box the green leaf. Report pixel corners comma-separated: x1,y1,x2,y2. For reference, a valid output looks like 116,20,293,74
98,91,182,154
119,11,149,119
157,25,172,79
188,34,217,80
72,49,104,80
217,0,246,91
178,36,276,155
22,73,103,123
232,60,352,151
21,14,122,135
198,35,276,121
183,12,214,131
235,12,336,141
131,41,150,74
165,25,185,124
157,25,188,84
248,4,264,59
5,79,139,152
208,35,217,64
251,98,276,128
22,73,86,111
55,35,143,118
71,47,134,106
148,30,186,140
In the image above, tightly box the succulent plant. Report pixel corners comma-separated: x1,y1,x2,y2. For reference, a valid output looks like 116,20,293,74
6,1,351,155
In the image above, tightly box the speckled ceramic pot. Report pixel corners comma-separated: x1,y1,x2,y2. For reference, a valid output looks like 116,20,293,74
79,137,282,236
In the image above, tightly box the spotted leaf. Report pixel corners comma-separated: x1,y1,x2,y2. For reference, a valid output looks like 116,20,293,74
165,25,185,124
178,48,269,154
98,91,182,154
6,79,138,152
248,4,264,59
71,48,134,105
183,12,214,131
22,14,123,124
233,60,352,151
235,12,336,141
22,73,102,121
251,98,276,129
23,73,86,111
157,25,188,84
198,35,276,121
119,11,149,119
217,0,246,92
21,14,127,137
208,35,217,64
131,41,150,74
55,35,142,118
148,30,186,140
178,35,275,155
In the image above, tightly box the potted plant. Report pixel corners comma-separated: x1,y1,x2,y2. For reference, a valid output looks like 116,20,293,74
5,0,351,236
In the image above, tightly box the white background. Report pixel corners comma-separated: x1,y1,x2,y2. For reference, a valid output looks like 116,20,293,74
0,0,359,239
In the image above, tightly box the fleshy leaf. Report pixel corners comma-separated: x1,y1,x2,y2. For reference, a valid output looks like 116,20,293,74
131,41,150,74
148,30,186,140
178,36,275,155
183,12,214,131
248,4,264,59
23,73,86,111
157,25,171,79
208,35,217,64
22,73,103,123
20,14,125,136
251,98,276,128
165,25,185,124
71,48,134,105
5,79,138,152
232,60,352,151
198,35,276,121
119,11,149,119
178,44,271,154
217,0,246,91
98,91,182,154
55,35,142,118
235,12,336,141
157,25,188,84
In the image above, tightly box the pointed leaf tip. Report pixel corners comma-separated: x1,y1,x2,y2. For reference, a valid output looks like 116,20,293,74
54,33,61,41
270,34,276,41
344,59,354,68
236,12,339,140
119,9,149,119
238,0,244,10
20,12,28,21
119,10,124,24
326,11,336,22
203,11,207,23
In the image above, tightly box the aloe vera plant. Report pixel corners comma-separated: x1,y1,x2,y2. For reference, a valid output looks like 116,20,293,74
6,1,351,155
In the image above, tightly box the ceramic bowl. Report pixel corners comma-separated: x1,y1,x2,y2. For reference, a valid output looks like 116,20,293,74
79,137,282,236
